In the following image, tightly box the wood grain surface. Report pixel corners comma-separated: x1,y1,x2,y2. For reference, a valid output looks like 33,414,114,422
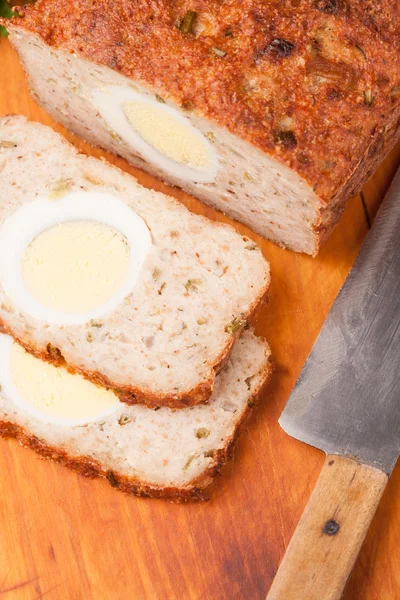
1,38,400,600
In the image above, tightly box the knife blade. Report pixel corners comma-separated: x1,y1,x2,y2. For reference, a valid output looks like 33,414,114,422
267,167,400,600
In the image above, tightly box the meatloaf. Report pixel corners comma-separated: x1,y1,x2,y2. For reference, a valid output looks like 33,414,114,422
0,329,272,501
8,0,400,255
0,116,270,409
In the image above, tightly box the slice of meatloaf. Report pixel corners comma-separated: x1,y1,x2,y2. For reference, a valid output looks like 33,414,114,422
0,116,270,409
7,0,400,254
0,329,272,501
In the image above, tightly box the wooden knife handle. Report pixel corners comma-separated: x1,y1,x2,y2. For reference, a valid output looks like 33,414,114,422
266,455,388,600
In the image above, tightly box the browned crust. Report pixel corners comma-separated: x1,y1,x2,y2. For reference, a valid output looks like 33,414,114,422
0,275,269,408
313,108,400,254
9,0,400,213
0,358,272,502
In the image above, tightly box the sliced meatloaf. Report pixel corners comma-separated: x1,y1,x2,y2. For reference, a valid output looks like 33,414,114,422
0,116,270,408
7,0,400,254
0,329,272,501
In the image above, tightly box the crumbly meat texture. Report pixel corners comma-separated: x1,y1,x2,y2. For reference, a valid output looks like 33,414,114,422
0,330,272,501
0,116,270,408
8,0,400,254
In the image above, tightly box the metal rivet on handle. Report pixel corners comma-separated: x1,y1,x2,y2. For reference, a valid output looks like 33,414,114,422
323,519,340,536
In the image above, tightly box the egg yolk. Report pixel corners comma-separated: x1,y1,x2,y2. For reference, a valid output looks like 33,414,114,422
123,101,209,170
10,342,119,422
21,221,130,314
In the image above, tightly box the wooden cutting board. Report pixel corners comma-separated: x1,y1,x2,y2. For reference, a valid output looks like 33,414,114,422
1,38,400,600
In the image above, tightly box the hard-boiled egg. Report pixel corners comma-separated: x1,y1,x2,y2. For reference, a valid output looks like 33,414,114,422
0,334,120,426
92,86,219,183
0,190,152,325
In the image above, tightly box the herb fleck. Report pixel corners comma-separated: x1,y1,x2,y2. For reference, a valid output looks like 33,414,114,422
106,471,119,487
179,10,197,34
69,83,81,94
364,89,373,105
225,317,246,334
118,414,131,426
196,428,210,439
49,178,74,200
155,94,165,103
245,244,258,251
185,278,202,292
90,320,103,328
0,141,16,148
86,332,93,343
183,454,197,470
84,173,103,186
0,0,15,37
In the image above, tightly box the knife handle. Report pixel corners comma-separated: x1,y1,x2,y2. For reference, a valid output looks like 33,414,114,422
266,455,387,600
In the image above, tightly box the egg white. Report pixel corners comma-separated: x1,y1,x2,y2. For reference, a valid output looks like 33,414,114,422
0,190,152,325
93,86,219,184
0,334,120,426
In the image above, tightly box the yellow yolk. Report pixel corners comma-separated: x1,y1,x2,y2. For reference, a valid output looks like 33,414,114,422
9,343,119,422
123,101,209,170
21,221,130,314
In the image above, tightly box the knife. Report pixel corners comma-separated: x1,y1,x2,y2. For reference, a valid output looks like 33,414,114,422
267,168,400,600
